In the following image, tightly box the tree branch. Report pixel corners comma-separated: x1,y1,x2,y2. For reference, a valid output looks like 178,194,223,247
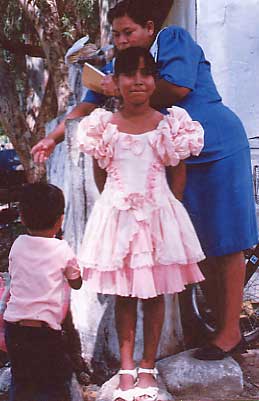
0,36,45,58
19,0,70,113
31,75,58,145
0,56,35,180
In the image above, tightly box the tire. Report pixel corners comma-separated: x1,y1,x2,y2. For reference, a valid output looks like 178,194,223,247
241,267,259,343
191,284,216,335
191,270,259,344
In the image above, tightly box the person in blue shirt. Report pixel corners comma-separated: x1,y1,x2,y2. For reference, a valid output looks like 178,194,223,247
32,0,257,365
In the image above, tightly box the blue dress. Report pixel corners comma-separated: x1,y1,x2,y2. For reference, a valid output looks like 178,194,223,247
83,26,258,257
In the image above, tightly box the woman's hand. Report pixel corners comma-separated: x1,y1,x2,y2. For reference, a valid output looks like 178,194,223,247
100,75,120,97
31,137,56,164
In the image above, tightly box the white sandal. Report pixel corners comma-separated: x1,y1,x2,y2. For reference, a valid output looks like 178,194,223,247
112,368,138,401
134,367,159,401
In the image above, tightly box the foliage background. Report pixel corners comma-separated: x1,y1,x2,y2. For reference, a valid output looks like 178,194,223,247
0,0,100,181
0,0,173,181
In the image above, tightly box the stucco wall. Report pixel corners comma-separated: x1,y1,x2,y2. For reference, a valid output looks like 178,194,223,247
197,0,259,138
167,0,259,139
164,0,196,38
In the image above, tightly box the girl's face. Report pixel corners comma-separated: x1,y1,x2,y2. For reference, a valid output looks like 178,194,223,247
115,57,156,106
112,15,154,51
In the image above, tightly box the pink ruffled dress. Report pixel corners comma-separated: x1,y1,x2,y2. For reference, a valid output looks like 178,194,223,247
77,107,205,298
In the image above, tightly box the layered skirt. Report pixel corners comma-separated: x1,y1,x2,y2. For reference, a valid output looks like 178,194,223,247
79,190,205,298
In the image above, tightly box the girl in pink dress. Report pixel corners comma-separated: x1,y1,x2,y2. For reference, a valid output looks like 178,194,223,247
77,47,205,401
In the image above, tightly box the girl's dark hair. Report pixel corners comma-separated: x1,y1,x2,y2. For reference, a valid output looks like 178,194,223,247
19,183,65,230
108,0,158,31
114,47,157,77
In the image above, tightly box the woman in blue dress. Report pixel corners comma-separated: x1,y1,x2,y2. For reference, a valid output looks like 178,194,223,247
31,0,258,364
102,0,258,362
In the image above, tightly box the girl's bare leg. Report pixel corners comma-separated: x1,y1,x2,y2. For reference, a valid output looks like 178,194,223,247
137,295,165,390
115,296,138,395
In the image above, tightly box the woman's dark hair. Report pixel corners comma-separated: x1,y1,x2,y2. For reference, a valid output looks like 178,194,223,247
114,47,157,78
19,183,65,230
108,0,158,31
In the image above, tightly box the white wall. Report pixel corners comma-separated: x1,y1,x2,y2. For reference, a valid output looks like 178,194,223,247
163,0,196,38
196,0,259,138
166,0,259,139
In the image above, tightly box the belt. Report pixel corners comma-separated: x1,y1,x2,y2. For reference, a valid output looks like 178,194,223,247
13,320,49,328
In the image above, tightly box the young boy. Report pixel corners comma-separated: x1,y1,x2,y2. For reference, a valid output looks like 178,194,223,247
3,183,82,401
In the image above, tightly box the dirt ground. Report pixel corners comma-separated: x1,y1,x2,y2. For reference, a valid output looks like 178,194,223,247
234,346,259,400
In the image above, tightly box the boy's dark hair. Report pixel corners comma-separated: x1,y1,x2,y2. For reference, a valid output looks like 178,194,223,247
114,47,157,78
108,0,159,31
19,183,65,230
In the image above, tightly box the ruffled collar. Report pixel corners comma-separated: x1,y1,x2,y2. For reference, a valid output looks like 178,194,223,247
102,107,189,137
77,107,204,168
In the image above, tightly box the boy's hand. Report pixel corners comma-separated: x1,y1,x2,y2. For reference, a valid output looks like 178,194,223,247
65,258,82,289
31,138,56,164
100,75,120,97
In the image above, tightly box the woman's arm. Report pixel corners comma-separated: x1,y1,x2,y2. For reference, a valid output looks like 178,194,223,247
93,158,107,193
150,27,200,109
151,79,191,110
166,161,186,201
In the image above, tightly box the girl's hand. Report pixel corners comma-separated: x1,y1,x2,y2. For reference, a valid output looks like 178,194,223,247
167,161,186,201
100,75,120,97
31,137,56,164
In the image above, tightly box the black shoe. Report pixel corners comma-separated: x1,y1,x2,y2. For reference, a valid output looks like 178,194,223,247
193,338,248,361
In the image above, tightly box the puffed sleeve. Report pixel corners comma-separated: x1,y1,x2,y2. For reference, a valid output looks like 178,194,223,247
157,26,202,90
150,106,204,166
76,108,118,169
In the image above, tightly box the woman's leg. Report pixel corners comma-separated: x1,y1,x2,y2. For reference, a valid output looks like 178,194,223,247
115,296,138,393
137,295,165,390
200,252,245,351
213,251,245,350
198,256,224,331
